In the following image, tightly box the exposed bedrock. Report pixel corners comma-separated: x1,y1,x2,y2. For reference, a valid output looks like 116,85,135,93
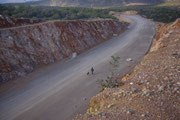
0,15,42,29
0,19,128,83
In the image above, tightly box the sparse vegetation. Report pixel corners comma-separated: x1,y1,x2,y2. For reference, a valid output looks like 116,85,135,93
98,55,123,90
155,2,180,7
109,55,120,68
0,4,117,20
109,5,180,23
137,6,180,23
97,76,119,90
1,3,179,23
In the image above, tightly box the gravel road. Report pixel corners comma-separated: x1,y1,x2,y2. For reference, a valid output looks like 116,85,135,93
0,15,155,120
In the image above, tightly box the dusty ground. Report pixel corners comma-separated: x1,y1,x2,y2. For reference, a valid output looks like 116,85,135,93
110,11,137,23
74,19,180,120
125,3,148,6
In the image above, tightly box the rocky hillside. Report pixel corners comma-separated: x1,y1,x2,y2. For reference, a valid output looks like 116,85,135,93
35,0,180,7
0,15,41,28
0,19,128,83
75,19,180,120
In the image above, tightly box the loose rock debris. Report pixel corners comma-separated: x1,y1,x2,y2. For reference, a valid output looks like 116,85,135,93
74,19,180,120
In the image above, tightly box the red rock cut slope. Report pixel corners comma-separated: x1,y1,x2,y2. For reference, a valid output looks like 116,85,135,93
0,19,128,82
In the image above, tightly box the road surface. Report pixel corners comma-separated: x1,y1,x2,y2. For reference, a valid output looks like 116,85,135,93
0,15,156,120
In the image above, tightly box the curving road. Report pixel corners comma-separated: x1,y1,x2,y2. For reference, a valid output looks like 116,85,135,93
0,15,155,120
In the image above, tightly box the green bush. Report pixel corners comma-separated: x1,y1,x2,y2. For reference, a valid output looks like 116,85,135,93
97,76,119,90
109,55,120,68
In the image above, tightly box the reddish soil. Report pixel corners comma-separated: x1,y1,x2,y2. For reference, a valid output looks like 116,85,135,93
74,19,180,120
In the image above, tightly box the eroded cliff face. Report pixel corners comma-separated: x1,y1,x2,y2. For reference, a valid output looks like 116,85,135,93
0,19,128,82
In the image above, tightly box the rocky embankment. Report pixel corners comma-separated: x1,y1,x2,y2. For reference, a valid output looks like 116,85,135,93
0,19,128,82
0,15,41,28
75,19,180,120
